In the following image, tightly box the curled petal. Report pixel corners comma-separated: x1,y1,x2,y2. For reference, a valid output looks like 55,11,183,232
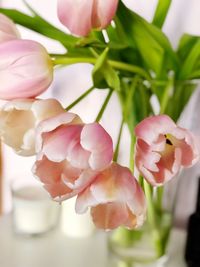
35,112,82,153
81,123,113,170
135,115,200,186
33,154,98,201
135,115,176,145
0,98,64,156
76,163,146,230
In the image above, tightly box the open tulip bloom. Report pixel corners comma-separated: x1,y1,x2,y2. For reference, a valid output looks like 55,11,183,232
0,1,200,258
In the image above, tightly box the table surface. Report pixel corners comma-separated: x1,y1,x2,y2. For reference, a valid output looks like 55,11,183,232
0,215,187,267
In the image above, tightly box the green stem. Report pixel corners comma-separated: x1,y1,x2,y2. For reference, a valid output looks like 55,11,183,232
53,57,150,80
129,131,136,173
156,187,164,212
65,86,95,111
143,180,163,257
160,73,174,114
95,89,113,122
152,0,172,28
113,120,124,162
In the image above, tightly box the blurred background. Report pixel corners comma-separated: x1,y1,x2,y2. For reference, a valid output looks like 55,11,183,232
1,0,200,226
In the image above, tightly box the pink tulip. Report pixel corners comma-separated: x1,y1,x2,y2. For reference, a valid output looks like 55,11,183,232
0,99,65,156
135,115,200,186
32,154,98,201
35,112,113,171
0,39,53,100
57,0,119,36
0,14,20,43
76,163,146,230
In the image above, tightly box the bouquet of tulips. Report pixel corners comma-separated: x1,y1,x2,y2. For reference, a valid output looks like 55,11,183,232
0,0,200,258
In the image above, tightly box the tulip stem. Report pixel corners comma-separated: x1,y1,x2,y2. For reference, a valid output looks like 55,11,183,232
143,180,163,257
113,120,124,162
65,86,95,111
53,57,150,80
129,134,136,173
95,89,113,122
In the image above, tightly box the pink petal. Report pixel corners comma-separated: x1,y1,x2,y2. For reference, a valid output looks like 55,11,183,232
95,0,119,28
81,123,113,170
67,140,91,169
76,163,146,230
63,169,98,190
35,112,81,153
91,203,130,230
32,155,81,201
0,40,53,100
171,127,200,166
57,0,93,36
33,154,65,184
0,14,20,43
135,115,176,145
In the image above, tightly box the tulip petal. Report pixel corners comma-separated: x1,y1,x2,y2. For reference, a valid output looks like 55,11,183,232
57,0,93,36
96,0,119,28
135,115,199,186
36,112,82,153
135,115,176,145
33,155,80,201
0,40,53,100
76,163,146,230
0,14,20,43
81,123,113,170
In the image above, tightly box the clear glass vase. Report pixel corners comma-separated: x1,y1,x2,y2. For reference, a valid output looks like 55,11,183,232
107,182,177,267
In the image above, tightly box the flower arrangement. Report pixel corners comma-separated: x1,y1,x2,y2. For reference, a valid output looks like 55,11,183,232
0,0,200,263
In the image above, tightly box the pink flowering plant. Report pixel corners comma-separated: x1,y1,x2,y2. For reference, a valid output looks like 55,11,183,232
0,0,200,261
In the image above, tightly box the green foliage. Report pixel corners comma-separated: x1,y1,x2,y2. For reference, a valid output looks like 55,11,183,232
0,8,78,49
177,34,200,79
152,0,172,28
116,2,179,79
92,48,120,91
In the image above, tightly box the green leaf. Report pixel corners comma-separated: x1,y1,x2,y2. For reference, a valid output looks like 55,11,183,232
117,2,179,78
152,0,172,28
165,82,197,121
92,48,120,91
119,78,152,129
0,8,78,48
177,34,200,79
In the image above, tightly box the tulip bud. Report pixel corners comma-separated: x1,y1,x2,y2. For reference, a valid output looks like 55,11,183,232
0,39,53,100
57,0,119,36
0,14,20,43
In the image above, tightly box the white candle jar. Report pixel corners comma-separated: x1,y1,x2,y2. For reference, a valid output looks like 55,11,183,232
11,178,60,236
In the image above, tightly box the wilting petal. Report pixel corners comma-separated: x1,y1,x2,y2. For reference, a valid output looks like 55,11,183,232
0,14,20,43
57,0,118,36
76,163,146,230
0,98,64,156
135,115,200,186
0,39,53,100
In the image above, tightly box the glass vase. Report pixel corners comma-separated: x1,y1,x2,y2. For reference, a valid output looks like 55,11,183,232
108,181,178,267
